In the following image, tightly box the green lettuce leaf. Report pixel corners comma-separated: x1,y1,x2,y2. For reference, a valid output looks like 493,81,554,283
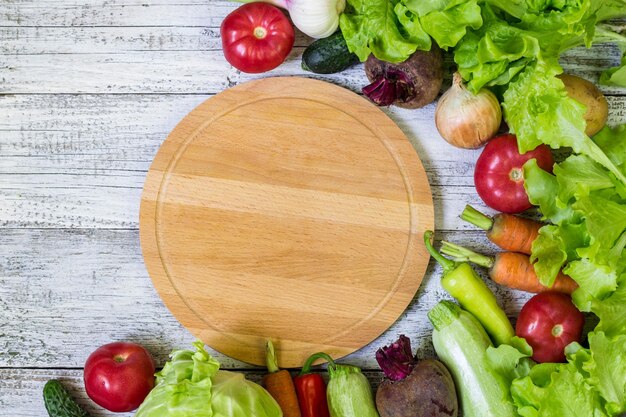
530,226,568,287
591,278,626,338
486,337,535,386
553,155,616,202
136,341,218,417
573,195,626,250
503,60,626,184
584,332,626,415
595,25,626,87
402,0,483,50
523,159,576,224
394,3,432,49
566,258,618,311
211,371,283,417
454,5,541,92
339,0,423,63
593,124,626,169
136,342,282,417
530,221,589,286
600,55,626,87
511,363,609,417
591,0,626,21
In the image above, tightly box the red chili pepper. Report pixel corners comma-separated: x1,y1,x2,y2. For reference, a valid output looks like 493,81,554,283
293,352,332,417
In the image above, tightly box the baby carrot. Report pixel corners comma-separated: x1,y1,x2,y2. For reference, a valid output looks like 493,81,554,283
440,241,578,295
263,340,302,417
461,205,542,255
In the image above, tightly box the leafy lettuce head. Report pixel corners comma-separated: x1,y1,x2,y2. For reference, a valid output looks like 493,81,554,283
135,341,282,417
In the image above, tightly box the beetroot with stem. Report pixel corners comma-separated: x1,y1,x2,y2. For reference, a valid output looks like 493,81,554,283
376,334,415,381
375,335,458,417
363,46,444,109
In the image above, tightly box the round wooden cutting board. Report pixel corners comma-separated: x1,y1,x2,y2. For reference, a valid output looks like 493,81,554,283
140,77,434,367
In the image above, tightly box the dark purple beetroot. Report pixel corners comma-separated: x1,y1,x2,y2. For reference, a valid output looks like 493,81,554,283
375,336,457,417
363,45,443,109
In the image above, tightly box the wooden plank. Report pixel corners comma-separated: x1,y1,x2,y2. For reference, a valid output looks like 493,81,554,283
0,228,532,370
3,45,626,94
0,26,314,54
0,368,386,417
1,0,623,31
0,0,238,27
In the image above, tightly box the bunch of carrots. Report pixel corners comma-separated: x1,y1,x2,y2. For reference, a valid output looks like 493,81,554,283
443,205,578,294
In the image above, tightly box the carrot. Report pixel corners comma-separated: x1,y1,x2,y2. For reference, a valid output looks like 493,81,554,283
440,241,578,295
461,205,542,255
491,252,578,294
263,340,302,417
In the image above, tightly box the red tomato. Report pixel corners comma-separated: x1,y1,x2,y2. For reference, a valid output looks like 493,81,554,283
516,292,585,363
84,342,155,412
220,3,295,74
474,134,554,213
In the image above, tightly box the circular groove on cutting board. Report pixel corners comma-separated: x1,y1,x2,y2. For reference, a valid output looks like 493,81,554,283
140,77,434,367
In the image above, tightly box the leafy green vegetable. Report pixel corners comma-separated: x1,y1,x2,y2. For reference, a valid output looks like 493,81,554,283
553,155,616,202
486,337,534,385
504,60,626,183
511,362,609,417
402,0,483,50
500,127,626,417
584,332,626,415
601,55,626,87
595,25,626,87
136,341,218,417
593,124,626,168
523,159,576,224
339,0,425,63
211,371,284,417
135,342,282,417
591,278,626,338
566,259,618,311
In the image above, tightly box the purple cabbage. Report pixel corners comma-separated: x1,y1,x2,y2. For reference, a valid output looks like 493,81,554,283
375,334,416,381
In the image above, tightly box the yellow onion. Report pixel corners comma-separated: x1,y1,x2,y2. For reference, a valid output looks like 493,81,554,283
435,72,502,149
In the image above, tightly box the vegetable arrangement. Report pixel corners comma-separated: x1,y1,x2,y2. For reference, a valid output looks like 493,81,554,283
42,3,625,417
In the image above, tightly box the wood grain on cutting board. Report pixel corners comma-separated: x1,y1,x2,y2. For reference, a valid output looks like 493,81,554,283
139,77,434,367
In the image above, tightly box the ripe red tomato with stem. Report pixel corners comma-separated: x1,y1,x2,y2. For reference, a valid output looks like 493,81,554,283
220,3,295,74
474,134,554,213
84,342,155,412
516,292,585,363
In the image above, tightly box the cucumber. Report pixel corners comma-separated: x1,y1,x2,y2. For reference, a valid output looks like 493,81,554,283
302,32,359,74
43,380,91,417
428,301,518,417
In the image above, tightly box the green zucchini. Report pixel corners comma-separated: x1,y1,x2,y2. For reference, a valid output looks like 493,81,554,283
428,301,517,417
43,380,91,417
302,32,359,74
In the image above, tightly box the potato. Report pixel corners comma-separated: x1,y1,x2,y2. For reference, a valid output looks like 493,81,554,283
376,359,458,417
558,74,608,136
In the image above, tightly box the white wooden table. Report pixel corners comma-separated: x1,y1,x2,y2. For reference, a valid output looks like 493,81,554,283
1,2,625,415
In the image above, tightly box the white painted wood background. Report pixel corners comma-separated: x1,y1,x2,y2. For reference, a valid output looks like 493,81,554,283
1,1,625,415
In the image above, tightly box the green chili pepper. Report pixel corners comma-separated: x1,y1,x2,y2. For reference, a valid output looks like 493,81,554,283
424,230,514,346
317,353,379,417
